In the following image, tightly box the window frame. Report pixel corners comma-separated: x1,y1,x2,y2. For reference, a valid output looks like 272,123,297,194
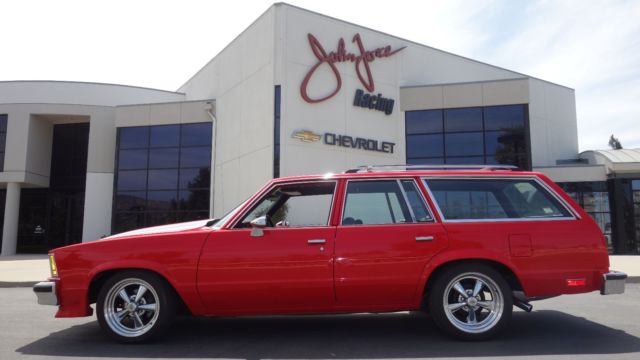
228,180,339,229
421,176,580,223
340,178,436,226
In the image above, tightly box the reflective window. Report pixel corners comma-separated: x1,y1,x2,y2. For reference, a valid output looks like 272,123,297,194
444,108,483,132
406,104,529,169
557,181,612,252
0,114,7,171
237,181,336,228
426,178,572,220
112,123,212,234
406,110,443,134
400,180,433,222
342,180,425,225
274,85,281,178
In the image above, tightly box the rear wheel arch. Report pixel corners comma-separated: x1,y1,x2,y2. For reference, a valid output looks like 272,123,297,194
422,258,523,307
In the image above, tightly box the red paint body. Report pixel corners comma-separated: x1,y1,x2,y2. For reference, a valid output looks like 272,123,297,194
47,170,610,318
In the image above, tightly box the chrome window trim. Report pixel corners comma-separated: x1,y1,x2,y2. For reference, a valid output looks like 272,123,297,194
341,178,437,226
421,175,580,223
227,179,338,229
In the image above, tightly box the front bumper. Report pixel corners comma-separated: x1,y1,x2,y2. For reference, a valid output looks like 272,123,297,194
33,281,59,305
601,271,627,295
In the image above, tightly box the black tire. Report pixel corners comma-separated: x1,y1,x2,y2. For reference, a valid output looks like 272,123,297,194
427,263,513,340
96,270,176,343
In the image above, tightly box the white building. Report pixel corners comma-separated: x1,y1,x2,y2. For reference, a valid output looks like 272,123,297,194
1,3,638,255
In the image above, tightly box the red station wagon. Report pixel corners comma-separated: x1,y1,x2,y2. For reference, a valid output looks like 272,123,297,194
34,165,627,342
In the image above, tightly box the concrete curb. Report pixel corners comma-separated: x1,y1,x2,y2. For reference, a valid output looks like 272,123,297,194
1,277,639,288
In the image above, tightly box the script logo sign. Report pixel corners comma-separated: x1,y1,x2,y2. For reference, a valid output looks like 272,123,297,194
300,33,405,103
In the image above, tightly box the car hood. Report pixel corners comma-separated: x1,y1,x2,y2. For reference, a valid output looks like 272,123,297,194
104,219,213,240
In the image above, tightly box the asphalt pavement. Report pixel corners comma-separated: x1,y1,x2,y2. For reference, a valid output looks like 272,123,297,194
1,285,639,360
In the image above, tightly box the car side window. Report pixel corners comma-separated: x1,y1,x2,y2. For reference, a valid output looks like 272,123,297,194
237,181,336,228
424,178,572,220
342,180,429,225
400,180,433,222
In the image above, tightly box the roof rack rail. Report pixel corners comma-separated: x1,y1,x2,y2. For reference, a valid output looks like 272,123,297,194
344,164,520,173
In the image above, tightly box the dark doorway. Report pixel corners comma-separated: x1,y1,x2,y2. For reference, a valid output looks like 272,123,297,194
17,123,89,253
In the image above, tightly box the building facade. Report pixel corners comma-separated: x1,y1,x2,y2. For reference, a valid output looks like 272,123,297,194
1,3,639,255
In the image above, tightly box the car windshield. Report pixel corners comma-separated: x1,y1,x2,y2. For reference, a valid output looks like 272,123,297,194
209,199,249,229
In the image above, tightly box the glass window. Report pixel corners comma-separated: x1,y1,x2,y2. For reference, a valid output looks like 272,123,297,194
180,147,211,168
113,123,213,233
147,169,178,190
406,110,443,134
274,85,281,178
444,108,482,132
118,149,148,170
425,178,572,220
179,168,210,189
237,182,336,228
181,123,212,146
484,105,525,131
117,170,147,191
150,125,180,147
342,180,414,225
400,180,433,222
119,127,149,149
0,114,7,172
149,148,179,169
405,104,529,170
445,133,483,156
407,134,443,158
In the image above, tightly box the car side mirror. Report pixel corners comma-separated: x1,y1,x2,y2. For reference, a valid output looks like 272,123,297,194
250,216,267,237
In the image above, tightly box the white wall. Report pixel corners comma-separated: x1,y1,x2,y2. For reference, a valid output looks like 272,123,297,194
179,7,276,216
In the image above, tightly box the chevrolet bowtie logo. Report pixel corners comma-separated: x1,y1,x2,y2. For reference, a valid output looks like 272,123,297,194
292,130,322,143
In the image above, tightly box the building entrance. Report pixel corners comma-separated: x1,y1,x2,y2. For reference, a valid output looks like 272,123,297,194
16,123,88,253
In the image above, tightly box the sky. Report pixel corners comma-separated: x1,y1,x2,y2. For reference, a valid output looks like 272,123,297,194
0,0,638,151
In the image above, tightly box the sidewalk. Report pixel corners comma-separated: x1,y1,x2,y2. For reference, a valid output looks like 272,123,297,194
0,254,638,287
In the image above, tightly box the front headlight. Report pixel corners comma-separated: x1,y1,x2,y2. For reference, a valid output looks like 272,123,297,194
49,254,58,278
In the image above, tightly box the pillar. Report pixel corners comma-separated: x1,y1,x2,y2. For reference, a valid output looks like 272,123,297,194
1,182,21,256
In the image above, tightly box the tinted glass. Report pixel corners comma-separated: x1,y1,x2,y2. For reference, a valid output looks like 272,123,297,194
407,134,443,158
445,156,485,165
444,108,482,132
406,110,443,134
485,129,526,154
179,190,210,211
146,212,177,226
147,191,178,210
117,170,147,191
147,169,179,190
179,168,210,189
181,123,212,146
400,180,432,222
180,147,211,168
342,181,413,225
115,192,146,211
150,125,180,147
0,115,7,132
484,105,525,131
408,157,444,165
119,127,149,149
149,148,179,169
238,182,336,227
118,149,148,170
445,133,483,156
425,179,572,220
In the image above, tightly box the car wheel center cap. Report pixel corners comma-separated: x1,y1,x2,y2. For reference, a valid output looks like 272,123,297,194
126,303,137,312
467,297,478,307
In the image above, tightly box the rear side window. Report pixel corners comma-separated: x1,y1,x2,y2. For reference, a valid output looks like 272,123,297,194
342,180,432,225
424,178,572,221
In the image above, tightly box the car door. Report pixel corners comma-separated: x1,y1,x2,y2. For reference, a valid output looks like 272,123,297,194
334,178,448,307
197,180,337,314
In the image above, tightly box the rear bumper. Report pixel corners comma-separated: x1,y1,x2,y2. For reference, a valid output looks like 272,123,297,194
33,281,59,305
601,271,627,295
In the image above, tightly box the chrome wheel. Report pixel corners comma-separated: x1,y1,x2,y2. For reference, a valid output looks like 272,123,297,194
442,272,504,334
103,278,160,338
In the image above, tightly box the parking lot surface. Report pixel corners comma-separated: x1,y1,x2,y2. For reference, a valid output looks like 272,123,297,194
1,284,639,360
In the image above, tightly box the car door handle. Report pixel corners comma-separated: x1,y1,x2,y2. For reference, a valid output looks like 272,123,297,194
307,239,326,245
415,236,434,242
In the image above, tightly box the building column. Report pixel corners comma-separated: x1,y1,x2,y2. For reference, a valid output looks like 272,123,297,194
1,182,21,256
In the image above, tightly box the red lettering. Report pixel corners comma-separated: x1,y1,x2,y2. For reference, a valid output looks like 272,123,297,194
300,33,406,103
